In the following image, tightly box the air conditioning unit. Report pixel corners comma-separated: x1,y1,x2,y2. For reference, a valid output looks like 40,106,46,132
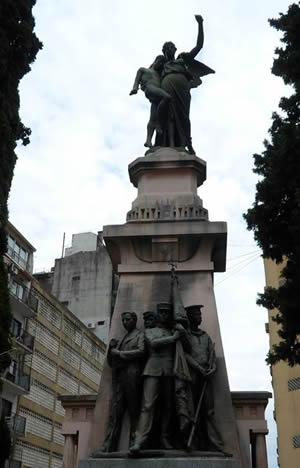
87,323,95,329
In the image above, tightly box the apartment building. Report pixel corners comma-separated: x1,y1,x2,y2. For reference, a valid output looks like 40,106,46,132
1,222,37,468
35,231,115,344
1,223,106,468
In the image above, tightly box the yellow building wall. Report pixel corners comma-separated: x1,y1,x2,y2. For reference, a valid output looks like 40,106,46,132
14,279,106,468
264,259,300,468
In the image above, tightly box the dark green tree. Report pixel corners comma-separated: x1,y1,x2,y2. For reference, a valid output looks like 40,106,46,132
0,0,42,369
244,2,300,366
0,1,42,458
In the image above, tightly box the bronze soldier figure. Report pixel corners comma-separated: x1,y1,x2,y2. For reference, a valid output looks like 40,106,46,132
129,303,184,454
185,305,224,452
102,312,145,451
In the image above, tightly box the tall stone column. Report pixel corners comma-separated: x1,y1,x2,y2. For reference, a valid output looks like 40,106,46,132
254,431,268,468
63,434,76,468
88,149,241,466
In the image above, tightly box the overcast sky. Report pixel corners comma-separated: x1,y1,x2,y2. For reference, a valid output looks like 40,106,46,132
9,1,294,465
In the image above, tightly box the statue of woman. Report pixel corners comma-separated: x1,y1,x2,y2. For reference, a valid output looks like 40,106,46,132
155,15,214,154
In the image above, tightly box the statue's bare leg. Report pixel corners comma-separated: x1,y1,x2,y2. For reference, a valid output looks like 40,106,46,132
145,121,155,147
145,103,157,147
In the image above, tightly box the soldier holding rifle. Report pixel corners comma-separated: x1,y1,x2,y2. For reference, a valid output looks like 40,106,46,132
185,305,224,452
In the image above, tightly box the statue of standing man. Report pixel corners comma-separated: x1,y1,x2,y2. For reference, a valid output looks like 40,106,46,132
185,305,224,452
129,303,185,454
102,312,145,452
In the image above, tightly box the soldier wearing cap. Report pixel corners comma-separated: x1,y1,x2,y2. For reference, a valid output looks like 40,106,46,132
185,304,223,452
129,302,183,453
143,310,157,329
102,311,145,452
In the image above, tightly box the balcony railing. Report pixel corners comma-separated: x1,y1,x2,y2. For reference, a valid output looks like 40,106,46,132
11,329,35,351
9,283,38,314
5,414,26,436
5,372,31,392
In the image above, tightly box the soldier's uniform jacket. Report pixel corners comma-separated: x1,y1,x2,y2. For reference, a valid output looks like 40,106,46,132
143,326,175,377
188,329,216,369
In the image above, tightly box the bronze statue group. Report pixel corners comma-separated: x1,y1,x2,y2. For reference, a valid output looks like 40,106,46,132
102,273,224,456
130,15,214,155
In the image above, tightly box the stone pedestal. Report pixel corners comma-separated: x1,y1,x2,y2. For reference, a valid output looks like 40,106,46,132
127,148,208,222
87,149,241,466
79,456,238,468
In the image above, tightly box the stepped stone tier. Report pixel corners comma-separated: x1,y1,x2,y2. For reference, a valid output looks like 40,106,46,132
80,455,238,468
127,149,208,222
80,147,243,468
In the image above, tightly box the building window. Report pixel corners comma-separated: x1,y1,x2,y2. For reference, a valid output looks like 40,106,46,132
288,377,300,392
293,435,300,448
9,280,24,301
10,318,22,338
1,399,12,419
7,235,29,270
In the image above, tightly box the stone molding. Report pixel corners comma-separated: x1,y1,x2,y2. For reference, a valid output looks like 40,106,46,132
129,148,206,188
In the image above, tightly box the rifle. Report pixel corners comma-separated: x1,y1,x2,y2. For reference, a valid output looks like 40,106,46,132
187,342,215,450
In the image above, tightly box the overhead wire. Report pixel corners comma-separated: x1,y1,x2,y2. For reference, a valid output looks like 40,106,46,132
225,252,260,273
226,249,260,264
215,253,261,287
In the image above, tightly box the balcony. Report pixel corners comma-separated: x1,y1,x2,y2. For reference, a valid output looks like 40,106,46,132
2,371,31,395
5,413,26,436
11,329,35,353
9,283,38,318
9,461,22,468
7,245,28,271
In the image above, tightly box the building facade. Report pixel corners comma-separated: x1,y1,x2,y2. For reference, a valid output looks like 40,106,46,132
35,232,114,344
264,258,300,468
1,223,106,468
1,222,37,467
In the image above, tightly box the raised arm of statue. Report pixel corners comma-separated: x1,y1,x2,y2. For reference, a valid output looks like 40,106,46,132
188,15,204,59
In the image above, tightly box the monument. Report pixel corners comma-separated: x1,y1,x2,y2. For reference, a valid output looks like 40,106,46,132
79,14,241,468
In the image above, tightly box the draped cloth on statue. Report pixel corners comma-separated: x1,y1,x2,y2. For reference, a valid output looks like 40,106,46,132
155,55,215,148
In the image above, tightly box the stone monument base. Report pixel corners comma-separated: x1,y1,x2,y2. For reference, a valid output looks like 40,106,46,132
79,451,238,468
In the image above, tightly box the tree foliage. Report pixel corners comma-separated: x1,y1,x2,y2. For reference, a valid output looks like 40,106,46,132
0,0,42,374
244,2,300,366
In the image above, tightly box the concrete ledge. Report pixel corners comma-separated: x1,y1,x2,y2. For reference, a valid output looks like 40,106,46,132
103,220,226,238
79,457,238,468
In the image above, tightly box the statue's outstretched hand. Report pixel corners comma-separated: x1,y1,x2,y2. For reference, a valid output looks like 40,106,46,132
195,15,203,23
130,88,138,96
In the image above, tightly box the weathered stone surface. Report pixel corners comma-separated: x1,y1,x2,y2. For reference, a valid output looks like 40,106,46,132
127,149,208,223
103,220,227,273
129,149,207,187
79,456,238,468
